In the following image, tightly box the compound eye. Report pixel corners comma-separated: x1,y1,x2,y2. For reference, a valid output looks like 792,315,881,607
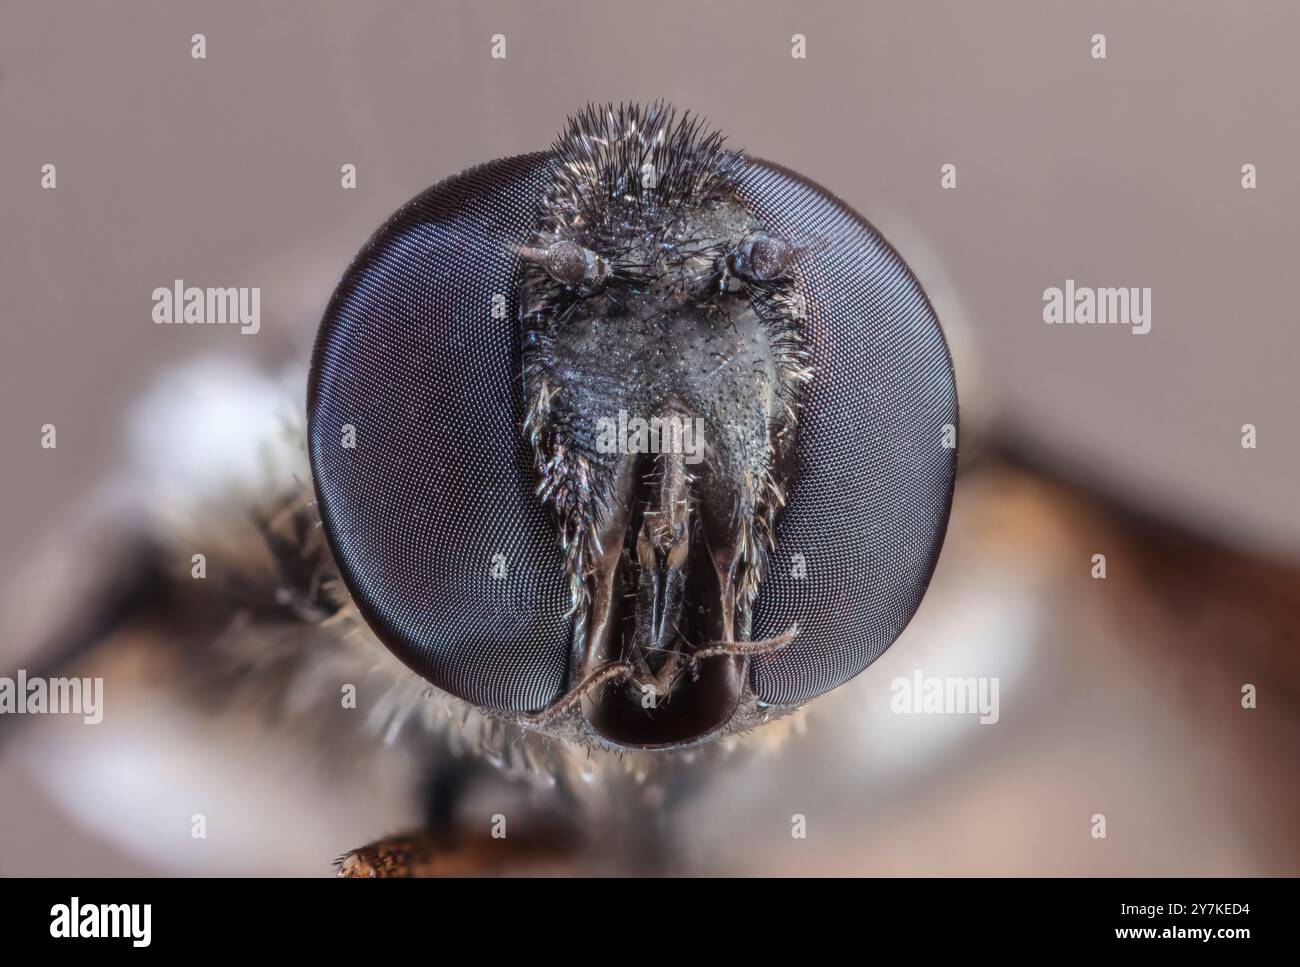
307,146,956,723
309,156,574,715
736,159,957,710
728,232,794,282
522,239,608,286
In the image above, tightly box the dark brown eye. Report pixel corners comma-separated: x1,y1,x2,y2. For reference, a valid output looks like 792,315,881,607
307,102,957,747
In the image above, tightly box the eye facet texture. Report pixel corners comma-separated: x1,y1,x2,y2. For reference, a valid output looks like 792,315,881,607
309,154,571,713
308,153,956,714
734,162,957,706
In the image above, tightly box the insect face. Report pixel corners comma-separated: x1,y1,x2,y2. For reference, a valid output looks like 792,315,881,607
307,102,957,750
514,106,811,746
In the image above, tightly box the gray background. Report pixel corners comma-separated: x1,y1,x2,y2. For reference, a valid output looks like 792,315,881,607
1,0,1297,875
3,0,1298,577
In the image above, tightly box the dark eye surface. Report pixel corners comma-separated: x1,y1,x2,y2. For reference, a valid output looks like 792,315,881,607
308,135,956,724
733,161,957,706
309,154,573,713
